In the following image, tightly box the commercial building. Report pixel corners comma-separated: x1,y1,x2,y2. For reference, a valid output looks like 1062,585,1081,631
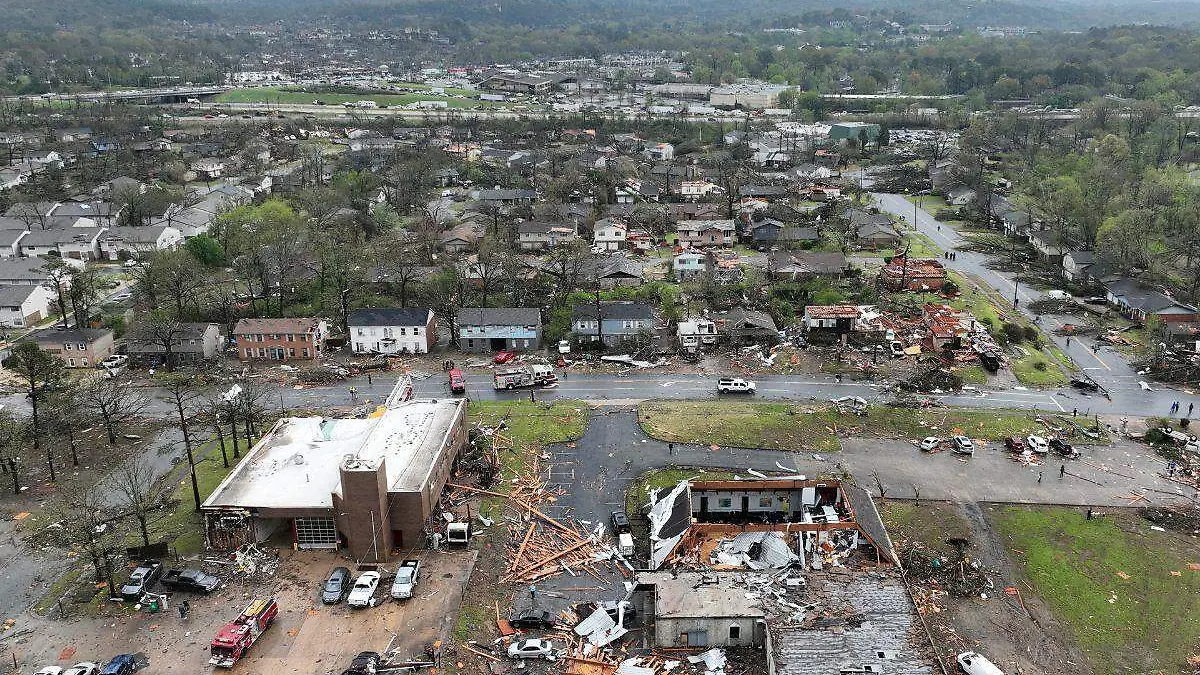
709,84,789,110
829,121,881,144
202,377,468,562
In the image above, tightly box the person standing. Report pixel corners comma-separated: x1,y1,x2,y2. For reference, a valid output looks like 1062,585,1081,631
1059,464,1066,479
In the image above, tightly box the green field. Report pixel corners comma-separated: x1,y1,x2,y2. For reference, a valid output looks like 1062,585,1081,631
637,400,1103,452
996,506,1200,675
214,86,494,110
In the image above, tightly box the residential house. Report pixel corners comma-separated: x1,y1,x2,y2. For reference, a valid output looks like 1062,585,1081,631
750,220,819,249
615,179,662,204
1030,230,1068,264
677,220,736,248
645,142,675,161
51,201,116,227
634,572,766,649
234,317,327,361
1104,279,1200,330
192,159,225,180
93,176,146,198
669,203,722,222
457,307,541,352
100,226,183,260
627,228,654,252
28,150,63,170
807,183,842,200
348,308,436,354
0,257,56,286
879,257,946,291
673,251,709,281
855,222,903,250
680,180,724,202
18,227,106,260
52,127,92,143
1061,250,1095,283
592,218,628,251
0,284,53,327
677,319,718,352
474,188,536,206
0,168,29,191
923,303,979,350
435,168,459,187
440,222,484,253
0,226,28,258
801,305,860,342
126,322,223,367
571,301,655,347
738,185,790,199
713,307,778,343
29,328,114,368
517,222,577,251
768,251,850,280
946,185,976,207
587,256,645,288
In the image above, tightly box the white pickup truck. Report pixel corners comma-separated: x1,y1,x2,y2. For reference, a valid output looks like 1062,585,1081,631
717,378,757,394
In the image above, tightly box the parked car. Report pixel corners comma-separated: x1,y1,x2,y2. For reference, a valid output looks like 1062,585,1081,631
1004,436,1027,452
507,638,556,661
493,350,516,364
951,436,974,454
345,651,380,675
610,510,631,534
347,571,381,608
717,378,756,394
557,340,571,354
322,567,351,604
390,560,421,600
919,437,941,452
1026,435,1049,454
100,355,128,369
35,667,63,675
160,568,220,593
1049,438,1078,457
99,655,143,675
62,664,100,675
119,560,163,600
956,651,1005,675
509,611,555,630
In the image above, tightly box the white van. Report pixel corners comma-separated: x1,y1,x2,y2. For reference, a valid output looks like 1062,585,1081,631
1045,290,1072,301
956,652,1005,675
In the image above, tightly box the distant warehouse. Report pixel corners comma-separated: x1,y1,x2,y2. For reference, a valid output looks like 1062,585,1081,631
202,376,467,562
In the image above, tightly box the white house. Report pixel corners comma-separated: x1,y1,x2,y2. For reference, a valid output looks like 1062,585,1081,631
348,307,437,354
673,251,708,280
592,218,628,251
100,225,183,260
677,318,718,351
18,227,106,261
680,180,724,202
0,284,54,328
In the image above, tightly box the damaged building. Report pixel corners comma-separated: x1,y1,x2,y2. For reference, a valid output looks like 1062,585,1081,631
201,376,468,561
635,478,932,674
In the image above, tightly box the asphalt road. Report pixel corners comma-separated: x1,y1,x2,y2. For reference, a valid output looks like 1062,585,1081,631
871,192,1184,418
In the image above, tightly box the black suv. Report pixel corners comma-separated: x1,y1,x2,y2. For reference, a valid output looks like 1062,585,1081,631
611,510,631,534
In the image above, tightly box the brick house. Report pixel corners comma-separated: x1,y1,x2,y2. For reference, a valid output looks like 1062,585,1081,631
234,317,327,361
879,257,946,292
29,328,115,368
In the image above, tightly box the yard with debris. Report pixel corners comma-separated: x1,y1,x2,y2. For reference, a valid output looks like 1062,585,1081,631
996,505,1200,675
637,401,1106,452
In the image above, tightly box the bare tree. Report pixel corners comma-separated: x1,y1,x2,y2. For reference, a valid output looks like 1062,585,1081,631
112,457,161,548
40,258,71,324
51,482,121,597
0,412,28,494
128,311,187,372
67,266,103,330
44,384,91,467
156,372,203,511
79,376,149,446
151,249,207,319
8,342,64,454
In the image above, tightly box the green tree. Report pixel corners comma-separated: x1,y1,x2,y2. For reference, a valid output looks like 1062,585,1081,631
184,234,225,266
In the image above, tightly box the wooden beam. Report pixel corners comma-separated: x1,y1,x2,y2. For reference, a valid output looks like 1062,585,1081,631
511,522,537,572
448,482,579,536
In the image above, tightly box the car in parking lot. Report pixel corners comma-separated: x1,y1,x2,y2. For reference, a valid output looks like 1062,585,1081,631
919,437,941,452
63,664,100,675
1026,435,1050,454
98,654,143,675
507,638,556,661
119,560,163,601
346,570,381,608
1049,438,1078,457
951,436,974,454
321,566,351,603
101,354,128,370
1004,436,1027,452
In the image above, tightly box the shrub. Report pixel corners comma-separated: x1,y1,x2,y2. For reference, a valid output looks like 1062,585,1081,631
1002,321,1024,343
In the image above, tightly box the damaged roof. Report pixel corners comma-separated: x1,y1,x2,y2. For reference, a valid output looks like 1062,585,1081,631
647,480,692,569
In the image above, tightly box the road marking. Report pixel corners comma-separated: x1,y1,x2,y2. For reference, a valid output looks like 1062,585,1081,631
1048,395,1065,412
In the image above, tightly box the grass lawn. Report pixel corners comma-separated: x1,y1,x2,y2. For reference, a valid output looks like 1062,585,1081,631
996,506,1200,675
144,438,242,555
214,86,493,110
637,401,1103,452
1011,350,1070,387
469,400,588,447
956,365,989,384
879,500,971,549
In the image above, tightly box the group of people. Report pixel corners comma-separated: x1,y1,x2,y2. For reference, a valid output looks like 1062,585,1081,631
1169,400,1193,416
941,251,958,261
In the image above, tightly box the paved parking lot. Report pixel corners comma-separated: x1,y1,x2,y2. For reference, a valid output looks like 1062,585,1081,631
13,549,477,675
837,437,1184,506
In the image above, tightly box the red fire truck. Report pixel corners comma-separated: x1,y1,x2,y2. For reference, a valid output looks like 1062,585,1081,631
209,597,279,667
